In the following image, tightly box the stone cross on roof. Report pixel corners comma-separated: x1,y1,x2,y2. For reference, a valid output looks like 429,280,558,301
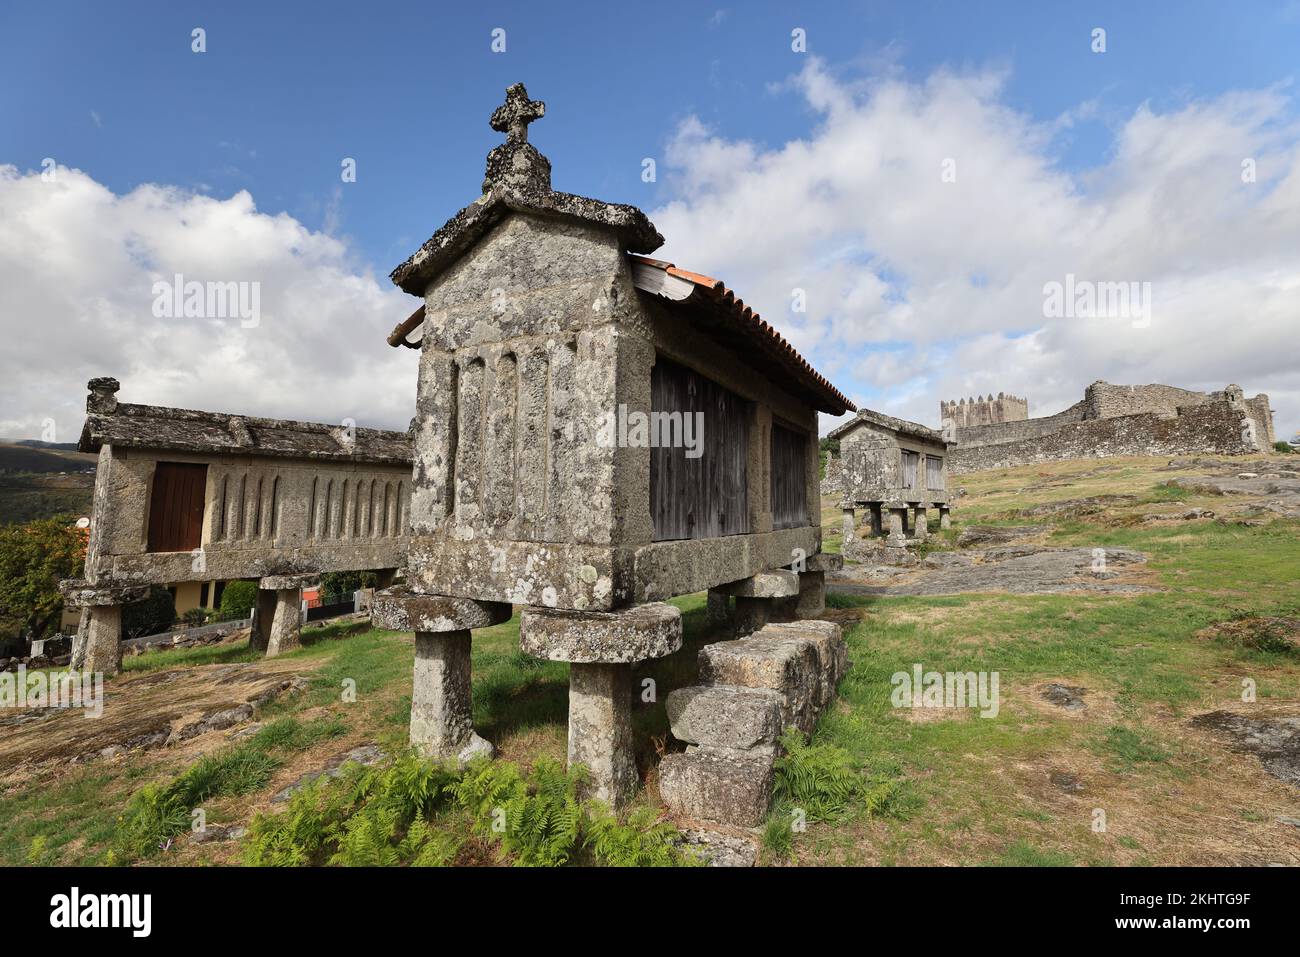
490,83,545,144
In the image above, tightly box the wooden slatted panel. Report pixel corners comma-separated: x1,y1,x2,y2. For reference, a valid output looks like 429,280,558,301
650,356,750,542
926,454,944,490
901,450,919,489
770,422,809,530
147,462,208,553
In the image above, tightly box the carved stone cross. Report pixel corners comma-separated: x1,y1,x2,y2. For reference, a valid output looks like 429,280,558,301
490,83,545,144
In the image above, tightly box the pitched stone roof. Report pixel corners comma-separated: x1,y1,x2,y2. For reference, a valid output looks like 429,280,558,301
389,83,662,296
827,407,947,444
77,380,412,466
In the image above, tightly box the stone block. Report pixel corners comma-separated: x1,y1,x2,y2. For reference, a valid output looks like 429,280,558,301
519,601,681,663
698,634,819,734
761,621,847,709
658,746,775,828
372,586,511,633
666,685,784,751
718,570,800,599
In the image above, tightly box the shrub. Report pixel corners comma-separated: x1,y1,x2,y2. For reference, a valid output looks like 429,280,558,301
219,580,258,621
1274,441,1294,454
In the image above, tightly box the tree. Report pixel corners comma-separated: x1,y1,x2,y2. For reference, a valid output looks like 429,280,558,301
0,515,86,641
219,580,258,621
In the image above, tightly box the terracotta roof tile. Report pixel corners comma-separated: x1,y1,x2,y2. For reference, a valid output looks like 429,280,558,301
629,256,855,415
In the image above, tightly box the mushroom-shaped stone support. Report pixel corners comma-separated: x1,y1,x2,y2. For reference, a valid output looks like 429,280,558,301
716,570,801,637
519,602,682,808
60,578,150,675
373,586,512,764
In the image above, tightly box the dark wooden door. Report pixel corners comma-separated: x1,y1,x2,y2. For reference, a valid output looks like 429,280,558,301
650,357,750,541
147,462,208,552
770,423,809,529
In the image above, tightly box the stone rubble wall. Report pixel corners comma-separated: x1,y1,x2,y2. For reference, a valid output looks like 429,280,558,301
950,400,1258,473
658,619,848,828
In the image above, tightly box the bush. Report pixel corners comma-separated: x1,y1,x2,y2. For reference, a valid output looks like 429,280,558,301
1274,441,1294,454
180,607,208,628
219,580,258,621
320,571,378,595
121,585,176,639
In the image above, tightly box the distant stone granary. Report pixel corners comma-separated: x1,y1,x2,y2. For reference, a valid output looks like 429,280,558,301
827,408,952,553
375,83,854,811
61,378,410,673
947,380,1275,472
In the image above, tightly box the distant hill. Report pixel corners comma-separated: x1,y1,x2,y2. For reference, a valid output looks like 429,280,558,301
0,443,97,525
0,443,97,474
11,439,83,451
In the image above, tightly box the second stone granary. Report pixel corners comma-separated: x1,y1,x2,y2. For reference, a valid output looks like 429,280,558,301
828,407,952,546
375,83,854,806
62,377,411,673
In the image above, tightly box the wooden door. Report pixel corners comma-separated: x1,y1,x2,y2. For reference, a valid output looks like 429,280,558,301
147,462,208,552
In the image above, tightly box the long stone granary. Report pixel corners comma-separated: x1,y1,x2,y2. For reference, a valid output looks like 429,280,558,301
376,83,856,807
61,377,413,673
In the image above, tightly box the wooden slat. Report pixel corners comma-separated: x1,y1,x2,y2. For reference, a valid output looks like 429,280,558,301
147,462,208,552
770,423,809,530
650,357,750,542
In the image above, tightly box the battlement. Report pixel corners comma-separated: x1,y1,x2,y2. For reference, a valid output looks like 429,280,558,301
939,392,1028,429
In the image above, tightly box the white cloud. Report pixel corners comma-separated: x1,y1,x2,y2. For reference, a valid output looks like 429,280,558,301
0,165,418,442
651,59,1300,440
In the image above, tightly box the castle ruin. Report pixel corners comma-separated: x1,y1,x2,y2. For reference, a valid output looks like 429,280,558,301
945,381,1275,472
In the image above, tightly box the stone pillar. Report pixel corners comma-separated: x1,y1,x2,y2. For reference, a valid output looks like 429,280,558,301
706,588,731,626
840,507,855,543
939,506,951,529
373,587,512,764
250,588,277,652
266,588,302,657
720,570,801,638
412,630,494,762
886,507,908,547
80,605,123,674
59,578,149,676
520,603,682,808
869,503,883,537
568,662,636,806
912,505,928,540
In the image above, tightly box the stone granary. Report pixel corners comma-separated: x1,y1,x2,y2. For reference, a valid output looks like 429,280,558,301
827,408,952,553
60,378,412,674
375,83,855,809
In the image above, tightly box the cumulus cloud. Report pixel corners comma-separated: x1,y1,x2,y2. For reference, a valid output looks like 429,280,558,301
0,165,418,442
650,59,1300,438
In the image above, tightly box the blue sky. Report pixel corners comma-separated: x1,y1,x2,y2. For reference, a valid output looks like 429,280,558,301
6,1,1295,272
2,1,1298,440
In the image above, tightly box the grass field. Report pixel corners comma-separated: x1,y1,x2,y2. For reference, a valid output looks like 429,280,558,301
3,454,1298,865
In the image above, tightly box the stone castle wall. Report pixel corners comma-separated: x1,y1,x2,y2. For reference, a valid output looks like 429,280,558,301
950,400,1260,472
947,380,1274,472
